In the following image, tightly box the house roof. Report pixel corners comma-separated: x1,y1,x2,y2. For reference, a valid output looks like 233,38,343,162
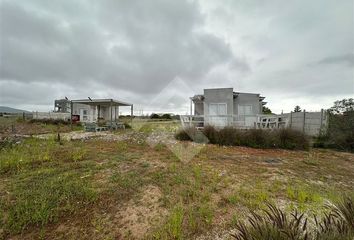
71,98,132,106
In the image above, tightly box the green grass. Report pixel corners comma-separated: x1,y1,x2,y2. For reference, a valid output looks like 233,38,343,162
1,121,353,239
2,169,97,234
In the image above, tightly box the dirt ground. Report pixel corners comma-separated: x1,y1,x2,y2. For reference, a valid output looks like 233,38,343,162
1,122,353,240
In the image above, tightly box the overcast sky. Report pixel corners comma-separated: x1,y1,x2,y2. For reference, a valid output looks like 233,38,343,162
0,0,353,114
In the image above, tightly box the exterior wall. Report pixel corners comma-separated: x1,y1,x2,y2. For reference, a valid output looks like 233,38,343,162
33,112,70,120
194,102,204,115
72,103,119,123
233,93,261,115
203,88,234,126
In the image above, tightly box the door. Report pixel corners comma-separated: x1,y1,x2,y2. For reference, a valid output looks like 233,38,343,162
80,108,89,122
208,103,227,127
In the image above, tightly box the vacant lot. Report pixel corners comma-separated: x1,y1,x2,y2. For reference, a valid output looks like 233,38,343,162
0,120,353,239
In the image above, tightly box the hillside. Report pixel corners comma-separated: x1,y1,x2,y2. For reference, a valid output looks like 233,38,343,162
0,106,30,113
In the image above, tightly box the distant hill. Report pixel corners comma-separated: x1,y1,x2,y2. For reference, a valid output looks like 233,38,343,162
0,106,30,113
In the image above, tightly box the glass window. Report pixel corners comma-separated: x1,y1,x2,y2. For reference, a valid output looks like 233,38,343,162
209,103,227,115
239,105,253,115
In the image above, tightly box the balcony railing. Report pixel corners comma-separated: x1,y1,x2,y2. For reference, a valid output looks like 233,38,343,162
180,114,289,129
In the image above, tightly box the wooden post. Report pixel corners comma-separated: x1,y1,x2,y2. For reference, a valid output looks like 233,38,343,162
190,98,193,127
110,100,113,130
70,101,73,130
289,111,292,128
131,105,134,125
303,110,306,133
115,106,117,122
320,109,323,133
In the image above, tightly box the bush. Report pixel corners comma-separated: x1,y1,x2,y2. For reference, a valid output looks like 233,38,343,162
123,122,132,129
276,128,309,150
202,125,219,144
175,127,208,143
175,127,309,150
150,113,160,119
29,118,70,125
161,113,172,120
315,111,354,152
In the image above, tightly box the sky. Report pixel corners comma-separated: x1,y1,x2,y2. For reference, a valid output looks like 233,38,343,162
0,0,353,114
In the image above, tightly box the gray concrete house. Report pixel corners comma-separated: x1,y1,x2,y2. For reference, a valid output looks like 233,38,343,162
182,87,328,136
188,88,266,127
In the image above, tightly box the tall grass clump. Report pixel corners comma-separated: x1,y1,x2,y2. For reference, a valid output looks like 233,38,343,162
175,127,309,150
231,196,354,240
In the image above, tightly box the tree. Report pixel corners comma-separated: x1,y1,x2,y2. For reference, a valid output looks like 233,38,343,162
294,105,301,112
329,98,354,114
161,113,172,119
150,113,160,119
262,106,272,114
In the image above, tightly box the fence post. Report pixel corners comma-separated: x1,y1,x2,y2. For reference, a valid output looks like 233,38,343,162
303,110,306,133
289,111,292,128
320,109,324,133
70,101,73,130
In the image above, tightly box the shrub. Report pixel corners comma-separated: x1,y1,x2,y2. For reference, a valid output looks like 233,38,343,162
276,128,309,150
241,129,270,148
29,118,70,125
216,127,240,146
150,113,160,119
175,127,309,150
202,125,219,144
315,111,354,152
161,113,172,120
123,122,132,129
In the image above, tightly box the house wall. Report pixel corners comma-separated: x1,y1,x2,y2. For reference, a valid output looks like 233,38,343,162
233,93,261,115
203,88,234,126
72,103,119,122
194,102,204,115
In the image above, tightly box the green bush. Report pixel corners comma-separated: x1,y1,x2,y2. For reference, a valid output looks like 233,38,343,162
315,111,354,152
29,118,70,125
175,127,309,150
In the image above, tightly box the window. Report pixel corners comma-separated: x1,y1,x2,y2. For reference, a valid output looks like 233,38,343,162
239,105,253,115
208,103,228,127
209,103,227,115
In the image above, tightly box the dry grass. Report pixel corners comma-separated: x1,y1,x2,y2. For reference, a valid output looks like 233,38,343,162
0,122,353,239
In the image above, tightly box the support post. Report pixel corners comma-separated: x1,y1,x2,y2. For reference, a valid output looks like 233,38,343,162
70,101,73,130
289,111,292,128
115,106,117,121
110,100,113,131
131,105,134,125
190,98,193,127
303,110,306,133
97,105,100,121
320,109,323,134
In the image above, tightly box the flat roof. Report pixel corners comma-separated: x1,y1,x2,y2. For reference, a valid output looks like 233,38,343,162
71,98,132,106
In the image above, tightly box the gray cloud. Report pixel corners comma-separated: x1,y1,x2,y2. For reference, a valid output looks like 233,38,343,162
0,0,353,113
317,53,354,67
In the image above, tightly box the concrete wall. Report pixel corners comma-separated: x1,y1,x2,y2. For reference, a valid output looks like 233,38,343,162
33,112,70,120
72,103,119,123
203,88,234,126
233,93,261,115
279,110,327,136
194,102,204,115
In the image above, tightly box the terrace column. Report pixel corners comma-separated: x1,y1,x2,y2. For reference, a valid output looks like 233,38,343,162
110,99,113,130
70,101,73,130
